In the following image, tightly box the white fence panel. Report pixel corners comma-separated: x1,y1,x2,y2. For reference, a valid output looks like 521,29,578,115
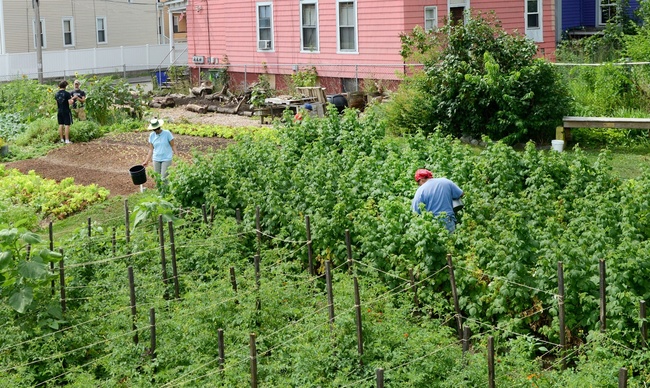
0,43,188,82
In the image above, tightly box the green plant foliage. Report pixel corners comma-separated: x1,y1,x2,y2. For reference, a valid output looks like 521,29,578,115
168,122,274,139
0,165,109,222
82,75,146,125
0,228,62,313
395,12,570,144
250,63,274,108
0,77,52,123
290,66,318,87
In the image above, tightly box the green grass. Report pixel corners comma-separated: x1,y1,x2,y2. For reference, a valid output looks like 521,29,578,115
583,147,650,179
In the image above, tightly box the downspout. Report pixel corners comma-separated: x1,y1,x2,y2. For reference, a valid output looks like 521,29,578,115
0,0,5,54
556,0,562,44
168,8,174,64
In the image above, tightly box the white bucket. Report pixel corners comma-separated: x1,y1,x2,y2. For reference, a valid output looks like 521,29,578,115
551,140,564,152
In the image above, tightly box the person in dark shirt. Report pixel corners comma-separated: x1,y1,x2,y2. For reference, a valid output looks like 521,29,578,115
71,79,86,121
54,80,73,144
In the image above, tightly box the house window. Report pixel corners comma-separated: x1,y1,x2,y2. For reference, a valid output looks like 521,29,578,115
32,19,46,49
599,0,616,25
63,18,74,46
96,17,107,44
257,3,273,50
526,0,540,28
337,0,357,52
424,6,437,31
173,13,187,34
301,1,319,51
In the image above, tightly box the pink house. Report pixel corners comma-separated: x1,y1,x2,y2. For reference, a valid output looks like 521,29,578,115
186,0,556,94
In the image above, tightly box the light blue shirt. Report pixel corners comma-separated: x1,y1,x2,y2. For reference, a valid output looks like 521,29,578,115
411,178,463,231
148,129,174,162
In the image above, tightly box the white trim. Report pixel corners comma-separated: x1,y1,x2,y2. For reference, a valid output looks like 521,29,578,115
597,0,616,26
336,0,358,54
424,6,438,31
300,0,319,52
0,0,6,54
447,0,470,24
96,17,107,45
525,0,543,42
62,17,75,47
32,18,46,49
256,2,274,51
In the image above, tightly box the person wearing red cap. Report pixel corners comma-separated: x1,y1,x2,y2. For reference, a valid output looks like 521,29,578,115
411,168,464,232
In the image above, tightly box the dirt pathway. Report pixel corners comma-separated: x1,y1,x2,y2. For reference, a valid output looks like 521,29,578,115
4,108,263,196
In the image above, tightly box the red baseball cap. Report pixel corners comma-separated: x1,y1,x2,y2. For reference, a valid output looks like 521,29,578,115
414,169,433,182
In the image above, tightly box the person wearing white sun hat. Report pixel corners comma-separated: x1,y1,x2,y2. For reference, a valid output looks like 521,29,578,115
142,118,178,182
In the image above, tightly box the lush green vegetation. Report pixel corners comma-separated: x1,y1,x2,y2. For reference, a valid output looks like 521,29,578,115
2,109,650,385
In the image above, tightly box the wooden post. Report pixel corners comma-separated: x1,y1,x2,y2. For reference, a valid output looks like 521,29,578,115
124,199,130,244
641,300,647,347
168,221,180,300
158,216,169,291
210,205,214,224
236,208,241,224
447,254,462,338
376,368,384,388
202,204,208,224
49,222,55,296
112,227,116,257
254,254,261,311
128,266,138,344
87,217,91,238
600,259,606,332
487,336,495,388
218,328,225,371
409,268,419,310
250,333,258,388
325,261,335,326
353,277,364,365
345,229,353,274
256,206,261,254
149,308,156,360
305,215,314,276
59,249,66,313
558,261,566,368
462,325,471,354
619,367,627,388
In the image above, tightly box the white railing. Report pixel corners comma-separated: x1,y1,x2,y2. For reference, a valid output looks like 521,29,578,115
0,43,188,82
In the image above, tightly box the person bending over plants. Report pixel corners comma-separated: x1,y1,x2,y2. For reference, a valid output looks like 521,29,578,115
411,168,464,233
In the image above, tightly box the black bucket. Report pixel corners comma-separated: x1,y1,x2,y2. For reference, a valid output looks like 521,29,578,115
329,94,348,114
129,165,147,185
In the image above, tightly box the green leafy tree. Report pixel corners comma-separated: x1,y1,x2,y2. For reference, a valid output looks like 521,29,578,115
395,11,570,144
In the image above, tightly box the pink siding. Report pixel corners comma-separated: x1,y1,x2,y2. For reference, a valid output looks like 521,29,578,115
187,0,556,88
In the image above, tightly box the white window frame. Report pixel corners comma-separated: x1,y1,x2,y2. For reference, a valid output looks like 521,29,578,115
96,17,107,44
424,6,438,31
448,0,470,25
525,0,543,42
300,0,319,52
598,0,616,26
336,0,358,54
62,17,75,47
32,18,46,49
256,2,274,51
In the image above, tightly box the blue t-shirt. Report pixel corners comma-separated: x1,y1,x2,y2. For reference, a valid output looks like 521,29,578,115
411,178,463,221
148,129,174,162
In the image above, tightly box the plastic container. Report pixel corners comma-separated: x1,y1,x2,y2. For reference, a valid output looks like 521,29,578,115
154,70,168,86
551,140,564,152
129,165,147,185
329,94,348,114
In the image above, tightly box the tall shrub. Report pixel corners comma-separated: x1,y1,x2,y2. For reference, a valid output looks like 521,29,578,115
395,12,570,144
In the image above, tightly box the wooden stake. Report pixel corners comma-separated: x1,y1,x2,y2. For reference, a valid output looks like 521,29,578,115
376,368,384,388
306,215,314,276
202,204,208,224
167,221,180,299
124,199,130,244
87,217,91,238
325,261,335,326
558,261,566,368
250,333,258,388
345,229,353,274
112,227,116,257
641,300,647,347
447,254,462,338
487,336,495,388
236,208,241,224
619,367,627,388
158,216,169,291
409,268,419,310
128,266,138,344
218,328,225,371
59,249,66,313
353,276,364,364
210,205,214,224
256,206,261,254
49,222,55,296
600,259,606,332
149,308,156,360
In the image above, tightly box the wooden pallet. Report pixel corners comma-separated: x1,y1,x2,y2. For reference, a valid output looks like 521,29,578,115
296,87,327,104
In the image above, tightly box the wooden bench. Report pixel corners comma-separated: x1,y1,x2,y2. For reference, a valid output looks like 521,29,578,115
557,116,650,141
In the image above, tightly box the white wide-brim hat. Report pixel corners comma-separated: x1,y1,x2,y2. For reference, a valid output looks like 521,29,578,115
148,118,164,130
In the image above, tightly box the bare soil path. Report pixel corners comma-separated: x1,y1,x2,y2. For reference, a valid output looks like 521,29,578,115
5,108,266,197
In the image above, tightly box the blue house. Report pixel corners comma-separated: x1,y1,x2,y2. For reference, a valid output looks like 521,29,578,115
559,0,641,39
